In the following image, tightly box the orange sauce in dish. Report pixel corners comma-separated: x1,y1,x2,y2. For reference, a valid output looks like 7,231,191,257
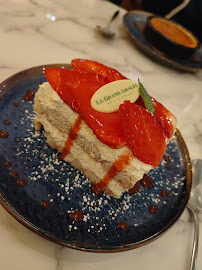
151,18,197,48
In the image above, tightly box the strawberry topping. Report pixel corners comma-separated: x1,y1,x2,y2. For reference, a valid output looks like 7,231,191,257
71,59,127,82
44,67,61,93
119,101,167,167
44,68,127,148
151,97,177,138
44,60,176,166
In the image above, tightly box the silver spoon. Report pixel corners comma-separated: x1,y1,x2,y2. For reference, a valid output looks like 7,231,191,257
96,10,120,38
187,159,202,270
165,0,191,19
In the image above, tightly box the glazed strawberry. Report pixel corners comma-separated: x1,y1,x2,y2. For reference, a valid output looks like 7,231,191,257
71,59,127,82
119,100,166,167
134,79,176,138
44,68,107,90
44,68,108,109
44,68,62,92
152,97,177,138
44,68,127,148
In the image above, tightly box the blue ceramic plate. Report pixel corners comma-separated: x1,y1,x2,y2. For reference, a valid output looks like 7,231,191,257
123,11,202,72
0,65,191,252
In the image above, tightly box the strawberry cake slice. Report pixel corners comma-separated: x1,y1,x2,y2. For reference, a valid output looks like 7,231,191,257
34,59,177,197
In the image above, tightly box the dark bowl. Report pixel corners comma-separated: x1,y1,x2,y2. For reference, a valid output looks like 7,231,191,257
144,16,200,59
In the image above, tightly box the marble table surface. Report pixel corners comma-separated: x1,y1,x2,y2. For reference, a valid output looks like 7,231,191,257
0,0,202,269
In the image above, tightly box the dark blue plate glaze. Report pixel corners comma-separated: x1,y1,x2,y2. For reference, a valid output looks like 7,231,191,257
123,11,202,72
0,65,192,252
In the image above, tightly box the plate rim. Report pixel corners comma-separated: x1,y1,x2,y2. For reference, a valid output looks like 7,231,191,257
123,10,202,73
0,65,192,252
0,63,72,96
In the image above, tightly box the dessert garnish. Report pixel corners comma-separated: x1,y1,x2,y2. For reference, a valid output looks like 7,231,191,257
90,79,140,113
119,100,166,167
138,79,155,113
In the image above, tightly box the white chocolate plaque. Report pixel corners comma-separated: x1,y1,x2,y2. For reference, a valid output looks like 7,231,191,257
90,80,139,113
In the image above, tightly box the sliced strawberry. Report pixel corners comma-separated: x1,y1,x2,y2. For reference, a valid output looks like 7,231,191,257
71,59,127,82
119,101,166,167
152,98,177,138
44,68,62,92
44,67,107,88
44,68,108,109
44,67,127,148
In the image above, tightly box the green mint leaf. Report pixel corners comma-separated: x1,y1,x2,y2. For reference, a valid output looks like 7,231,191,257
138,79,155,113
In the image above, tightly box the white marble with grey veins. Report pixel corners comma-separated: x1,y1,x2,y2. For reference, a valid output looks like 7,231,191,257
0,0,202,269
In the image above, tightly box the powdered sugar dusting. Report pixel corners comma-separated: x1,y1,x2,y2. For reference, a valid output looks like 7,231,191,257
16,119,187,233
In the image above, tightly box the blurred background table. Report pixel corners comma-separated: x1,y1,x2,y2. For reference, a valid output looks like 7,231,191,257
0,0,202,269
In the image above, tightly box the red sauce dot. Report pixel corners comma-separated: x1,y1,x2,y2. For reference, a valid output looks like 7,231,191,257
10,171,18,178
4,161,11,167
57,153,63,161
17,179,27,187
92,183,104,195
41,200,50,208
69,210,84,221
141,174,154,189
164,155,170,162
149,205,158,214
13,102,19,107
0,130,9,138
166,164,171,170
23,90,35,101
127,181,140,194
118,222,129,231
160,189,169,197
4,120,10,125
